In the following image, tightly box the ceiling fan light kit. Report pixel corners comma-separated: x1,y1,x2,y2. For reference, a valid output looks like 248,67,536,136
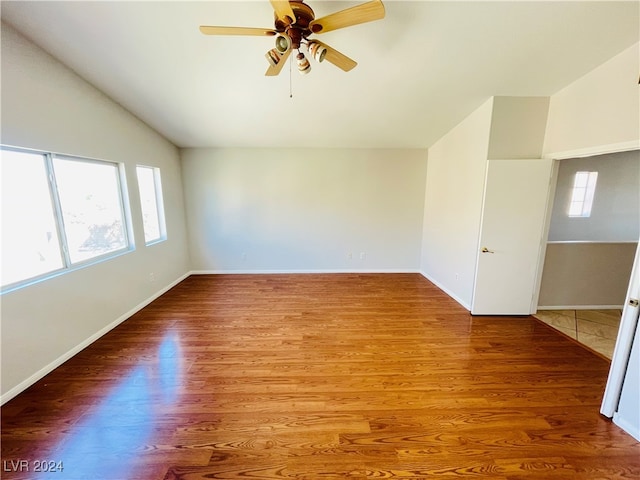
308,41,327,63
199,0,385,76
265,48,282,67
296,52,311,74
275,34,292,54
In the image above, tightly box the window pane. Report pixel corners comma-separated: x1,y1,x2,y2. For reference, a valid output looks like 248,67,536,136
568,201,583,217
136,166,165,244
573,171,588,188
53,157,127,263
582,172,598,217
1,150,64,287
568,170,598,217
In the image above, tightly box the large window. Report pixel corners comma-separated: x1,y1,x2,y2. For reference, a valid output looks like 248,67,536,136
136,166,166,245
1,146,133,291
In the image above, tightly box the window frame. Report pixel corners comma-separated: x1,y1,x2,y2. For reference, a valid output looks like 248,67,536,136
136,165,167,246
1,145,135,294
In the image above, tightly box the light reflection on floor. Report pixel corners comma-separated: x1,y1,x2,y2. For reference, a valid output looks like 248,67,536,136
35,333,182,480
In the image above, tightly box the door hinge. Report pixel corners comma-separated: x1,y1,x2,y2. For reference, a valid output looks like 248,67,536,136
630,299,639,307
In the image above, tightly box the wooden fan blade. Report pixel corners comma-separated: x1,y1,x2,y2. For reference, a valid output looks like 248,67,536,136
265,48,292,76
309,0,385,34
199,26,277,36
270,0,296,25
313,41,357,72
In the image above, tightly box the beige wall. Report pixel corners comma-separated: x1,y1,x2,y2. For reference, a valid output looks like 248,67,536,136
538,243,636,308
543,43,640,156
181,147,428,272
420,98,494,308
1,23,191,401
488,96,550,159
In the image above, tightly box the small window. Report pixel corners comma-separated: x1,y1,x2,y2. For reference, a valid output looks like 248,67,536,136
136,166,166,244
568,171,598,217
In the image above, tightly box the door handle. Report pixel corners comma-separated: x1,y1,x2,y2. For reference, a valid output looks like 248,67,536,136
481,247,495,254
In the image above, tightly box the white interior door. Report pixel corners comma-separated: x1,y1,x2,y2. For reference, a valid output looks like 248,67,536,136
471,159,553,315
601,240,640,420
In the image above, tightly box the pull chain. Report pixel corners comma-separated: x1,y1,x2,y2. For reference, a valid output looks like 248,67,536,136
289,52,293,98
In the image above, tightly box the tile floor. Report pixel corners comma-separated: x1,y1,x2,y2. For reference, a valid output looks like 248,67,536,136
533,309,622,359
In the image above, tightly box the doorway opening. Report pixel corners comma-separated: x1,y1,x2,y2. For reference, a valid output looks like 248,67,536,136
535,149,640,358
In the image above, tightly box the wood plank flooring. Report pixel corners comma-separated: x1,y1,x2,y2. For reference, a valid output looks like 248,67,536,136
2,274,639,479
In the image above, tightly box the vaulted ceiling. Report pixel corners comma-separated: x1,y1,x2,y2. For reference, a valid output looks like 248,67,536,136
2,1,638,149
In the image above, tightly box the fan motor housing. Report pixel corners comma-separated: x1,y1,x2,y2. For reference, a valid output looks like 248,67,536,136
274,1,315,38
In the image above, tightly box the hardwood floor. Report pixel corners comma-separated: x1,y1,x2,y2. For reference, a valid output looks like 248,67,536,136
2,274,639,479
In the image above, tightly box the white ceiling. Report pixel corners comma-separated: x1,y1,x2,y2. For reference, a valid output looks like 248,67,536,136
2,1,638,149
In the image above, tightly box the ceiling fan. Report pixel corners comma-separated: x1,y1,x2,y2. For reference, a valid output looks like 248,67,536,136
199,0,385,76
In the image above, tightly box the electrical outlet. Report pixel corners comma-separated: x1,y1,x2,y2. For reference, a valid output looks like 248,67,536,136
360,252,366,260
455,273,459,281
149,272,156,283
347,252,353,260
241,252,247,262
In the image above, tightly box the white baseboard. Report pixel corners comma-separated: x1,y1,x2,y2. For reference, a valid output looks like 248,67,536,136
537,305,624,311
613,412,640,442
0,271,191,406
191,269,421,275
419,271,471,311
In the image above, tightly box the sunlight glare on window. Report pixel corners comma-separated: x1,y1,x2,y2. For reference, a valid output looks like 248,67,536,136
568,171,598,218
53,157,128,263
136,166,166,244
1,150,64,287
